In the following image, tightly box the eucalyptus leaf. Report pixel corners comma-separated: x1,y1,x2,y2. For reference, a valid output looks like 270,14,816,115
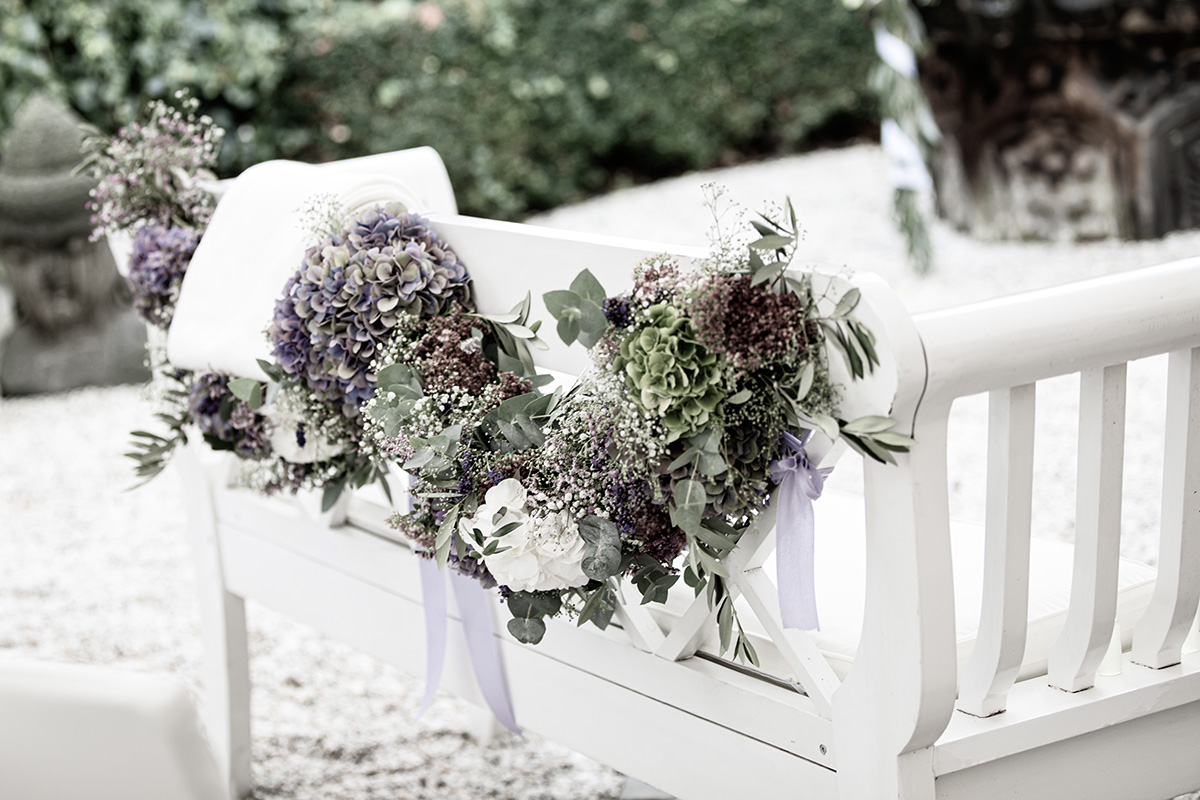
492,520,522,537
833,287,861,318
321,480,346,513
717,596,734,655
256,358,286,383
870,431,915,449
578,515,622,581
227,377,263,409
569,269,607,305
497,418,531,450
691,522,738,553
556,315,581,346
582,549,621,582
665,449,698,473
543,289,581,320
726,388,752,404
403,449,435,472
795,359,815,402
749,234,793,251
696,452,726,476
577,584,617,630
576,300,609,349
671,479,707,535
507,617,546,644
842,415,897,435
435,505,460,570
750,220,776,238
506,324,537,339
513,414,545,448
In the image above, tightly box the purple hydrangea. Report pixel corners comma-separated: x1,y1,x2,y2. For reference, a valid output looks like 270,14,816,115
127,224,199,328
268,208,473,417
187,371,273,459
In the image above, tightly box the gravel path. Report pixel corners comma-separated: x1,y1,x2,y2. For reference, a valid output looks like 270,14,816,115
2,143,1198,798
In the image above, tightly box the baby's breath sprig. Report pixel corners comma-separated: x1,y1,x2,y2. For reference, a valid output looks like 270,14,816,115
79,90,224,239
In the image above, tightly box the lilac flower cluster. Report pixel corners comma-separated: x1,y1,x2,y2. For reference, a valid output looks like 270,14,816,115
126,224,199,328
85,93,223,237
269,207,472,417
187,372,273,460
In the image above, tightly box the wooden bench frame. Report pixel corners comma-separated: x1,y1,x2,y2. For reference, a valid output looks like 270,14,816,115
166,154,1200,800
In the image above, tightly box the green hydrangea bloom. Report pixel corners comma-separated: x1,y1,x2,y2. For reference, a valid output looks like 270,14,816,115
616,303,726,442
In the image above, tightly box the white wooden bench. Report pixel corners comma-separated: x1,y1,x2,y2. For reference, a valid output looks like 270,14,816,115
162,149,1200,800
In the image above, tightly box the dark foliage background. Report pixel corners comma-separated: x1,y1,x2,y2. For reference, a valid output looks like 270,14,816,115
0,0,876,218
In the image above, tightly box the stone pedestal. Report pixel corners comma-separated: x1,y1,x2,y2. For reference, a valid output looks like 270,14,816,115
0,305,149,396
0,93,149,394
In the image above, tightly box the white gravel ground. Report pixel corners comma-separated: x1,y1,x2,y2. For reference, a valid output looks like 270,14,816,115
2,143,1198,798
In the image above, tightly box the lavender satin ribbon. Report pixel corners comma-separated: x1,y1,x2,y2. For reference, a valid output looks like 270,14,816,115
411,482,519,733
769,431,833,631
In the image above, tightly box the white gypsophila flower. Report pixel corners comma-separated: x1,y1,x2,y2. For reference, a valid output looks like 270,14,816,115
265,389,348,464
461,478,589,593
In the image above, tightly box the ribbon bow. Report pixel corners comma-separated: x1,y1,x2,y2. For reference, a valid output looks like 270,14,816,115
769,430,833,631
407,479,520,733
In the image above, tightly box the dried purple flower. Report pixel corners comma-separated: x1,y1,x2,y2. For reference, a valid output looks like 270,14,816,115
602,295,633,328
187,371,273,459
688,274,812,373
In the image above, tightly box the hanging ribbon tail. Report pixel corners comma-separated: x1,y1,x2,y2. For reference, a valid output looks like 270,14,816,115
449,573,521,734
417,558,448,716
770,432,832,631
775,475,820,630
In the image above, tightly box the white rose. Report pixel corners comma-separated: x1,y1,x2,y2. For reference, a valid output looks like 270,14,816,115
461,479,589,593
265,405,347,464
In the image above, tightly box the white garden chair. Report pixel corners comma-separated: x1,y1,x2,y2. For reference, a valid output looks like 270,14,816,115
162,148,1200,800
0,657,229,800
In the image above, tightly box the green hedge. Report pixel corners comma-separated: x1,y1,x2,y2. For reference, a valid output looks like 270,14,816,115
0,0,876,220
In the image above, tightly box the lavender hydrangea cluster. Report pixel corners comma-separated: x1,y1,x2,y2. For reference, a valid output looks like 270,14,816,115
187,372,273,460
269,207,472,417
127,223,199,328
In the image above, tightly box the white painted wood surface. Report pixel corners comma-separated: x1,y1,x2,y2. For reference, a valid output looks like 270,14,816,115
166,164,1200,800
1133,346,1200,669
176,445,252,800
958,385,1036,717
1047,364,1127,693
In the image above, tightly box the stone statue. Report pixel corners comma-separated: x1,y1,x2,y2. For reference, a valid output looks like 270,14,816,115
0,94,149,394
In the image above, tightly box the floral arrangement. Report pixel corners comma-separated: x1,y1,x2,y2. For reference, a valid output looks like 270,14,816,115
176,201,544,512
100,106,910,662
81,92,223,238
370,195,911,657
81,93,227,484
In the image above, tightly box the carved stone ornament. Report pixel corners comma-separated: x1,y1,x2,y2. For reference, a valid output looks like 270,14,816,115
918,0,1200,241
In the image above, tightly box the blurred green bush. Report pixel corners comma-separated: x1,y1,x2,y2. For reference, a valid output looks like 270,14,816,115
0,0,875,219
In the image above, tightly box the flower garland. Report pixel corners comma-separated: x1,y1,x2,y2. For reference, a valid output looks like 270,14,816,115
217,202,538,509
99,103,913,661
81,93,227,485
371,195,911,656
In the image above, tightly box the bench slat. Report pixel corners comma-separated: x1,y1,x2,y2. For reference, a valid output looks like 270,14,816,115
1048,364,1127,693
1133,346,1200,669
958,383,1036,716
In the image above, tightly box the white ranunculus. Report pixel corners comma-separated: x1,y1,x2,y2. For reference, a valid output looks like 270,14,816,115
461,478,589,593
265,404,347,464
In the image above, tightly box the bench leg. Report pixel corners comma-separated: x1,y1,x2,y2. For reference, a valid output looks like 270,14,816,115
197,586,252,799
178,449,253,798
